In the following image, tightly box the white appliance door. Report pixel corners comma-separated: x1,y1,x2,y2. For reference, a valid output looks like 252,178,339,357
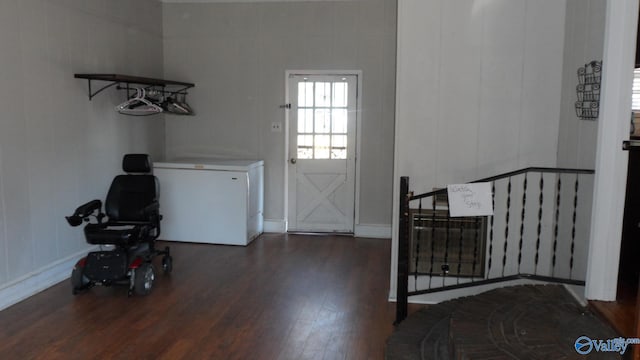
156,167,248,245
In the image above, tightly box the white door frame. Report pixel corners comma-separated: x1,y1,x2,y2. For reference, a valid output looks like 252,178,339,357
284,70,363,232
585,0,639,300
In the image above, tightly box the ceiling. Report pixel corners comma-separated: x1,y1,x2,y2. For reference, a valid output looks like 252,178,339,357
160,0,357,3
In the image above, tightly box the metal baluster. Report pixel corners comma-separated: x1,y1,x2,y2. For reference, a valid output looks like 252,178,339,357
472,217,479,280
569,174,579,279
457,222,464,284
552,175,561,277
414,199,422,291
502,177,512,277
428,195,436,289
518,174,527,274
443,210,451,286
488,181,496,277
396,177,410,325
534,173,544,274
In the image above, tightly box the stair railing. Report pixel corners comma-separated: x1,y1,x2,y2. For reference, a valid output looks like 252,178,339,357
395,167,595,325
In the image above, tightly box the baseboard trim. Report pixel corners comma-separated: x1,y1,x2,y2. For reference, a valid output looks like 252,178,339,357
564,284,587,307
354,224,391,238
387,279,578,305
263,220,391,238
0,246,95,312
264,219,286,233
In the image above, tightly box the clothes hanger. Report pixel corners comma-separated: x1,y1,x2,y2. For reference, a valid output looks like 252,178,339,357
115,87,142,111
115,87,163,116
179,93,194,115
173,93,193,115
163,93,192,115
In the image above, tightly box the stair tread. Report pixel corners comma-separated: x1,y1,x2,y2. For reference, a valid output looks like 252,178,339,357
386,285,621,360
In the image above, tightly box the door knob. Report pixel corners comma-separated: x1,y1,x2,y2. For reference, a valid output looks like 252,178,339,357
290,158,297,164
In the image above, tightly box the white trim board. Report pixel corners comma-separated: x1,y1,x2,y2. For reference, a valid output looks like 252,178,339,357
354,224,391,239
387,279,585,305
586,0,639,301
264,219,287,233
264,218,390,239
0,246,95,312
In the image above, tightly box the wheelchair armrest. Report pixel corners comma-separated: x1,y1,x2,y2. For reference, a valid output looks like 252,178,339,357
66,200,102,227
143,201,160,217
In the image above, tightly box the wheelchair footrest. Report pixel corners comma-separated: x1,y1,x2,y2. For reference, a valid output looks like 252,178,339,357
84,250,128,281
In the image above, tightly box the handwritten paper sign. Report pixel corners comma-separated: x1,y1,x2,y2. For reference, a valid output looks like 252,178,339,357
447,183,494,217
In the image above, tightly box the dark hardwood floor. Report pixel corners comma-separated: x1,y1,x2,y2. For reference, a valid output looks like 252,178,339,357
0,234,423,359
589,279,640,359
590,279,638,338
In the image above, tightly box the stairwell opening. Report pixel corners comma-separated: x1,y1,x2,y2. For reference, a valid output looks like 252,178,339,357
409,209,487,278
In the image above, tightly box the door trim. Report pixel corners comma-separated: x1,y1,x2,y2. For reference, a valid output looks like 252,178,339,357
585,0,638,301
284,70,363,232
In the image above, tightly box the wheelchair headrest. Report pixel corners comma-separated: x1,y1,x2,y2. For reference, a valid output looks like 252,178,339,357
122,154,152,174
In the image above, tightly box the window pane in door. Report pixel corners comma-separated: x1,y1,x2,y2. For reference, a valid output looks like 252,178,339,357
294,78,353,160
297,135,313,159
315,82,331,107
298,109,313,133
331,135,347,159
298,82,313,107
331,109,347,134
314,135,330,159
332,82,348,107
314,109,331,133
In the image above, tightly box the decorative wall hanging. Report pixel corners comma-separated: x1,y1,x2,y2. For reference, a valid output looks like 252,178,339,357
575,60,602,120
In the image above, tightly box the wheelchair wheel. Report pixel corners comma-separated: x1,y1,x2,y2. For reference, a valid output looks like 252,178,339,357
134,263,155,296
71,266,89,295
162,255,173,274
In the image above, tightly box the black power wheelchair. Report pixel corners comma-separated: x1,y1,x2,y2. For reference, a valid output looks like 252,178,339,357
66,154,172,296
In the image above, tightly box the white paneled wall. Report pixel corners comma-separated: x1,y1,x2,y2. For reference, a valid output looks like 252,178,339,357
162,0,397,227
396,0,566,195
392,0,568,300
557,0,606,169
0,0,164,299
553,0,606,300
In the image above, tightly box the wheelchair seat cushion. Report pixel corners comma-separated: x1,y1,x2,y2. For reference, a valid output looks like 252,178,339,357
84,223,151,246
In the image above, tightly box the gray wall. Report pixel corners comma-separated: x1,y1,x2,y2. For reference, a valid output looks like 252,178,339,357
162,0,397,226
0,0,164,289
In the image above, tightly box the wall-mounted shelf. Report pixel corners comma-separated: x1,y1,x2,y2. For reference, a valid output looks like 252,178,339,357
74,74,195,100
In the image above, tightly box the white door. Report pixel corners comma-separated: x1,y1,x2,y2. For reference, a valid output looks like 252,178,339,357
287,74,358,233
